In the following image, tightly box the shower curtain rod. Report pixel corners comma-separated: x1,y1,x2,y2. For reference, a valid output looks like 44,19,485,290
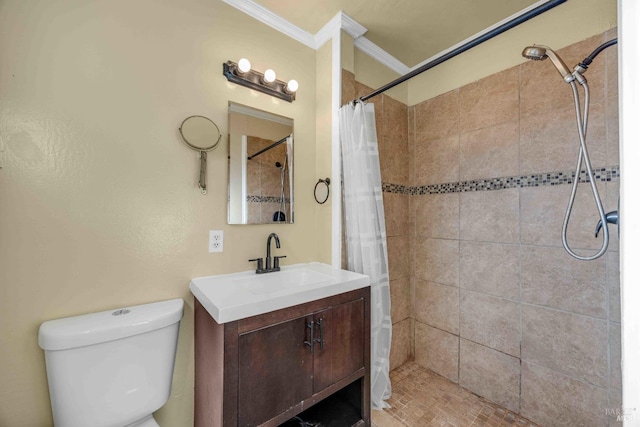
247,135,289,160
354,0,566,104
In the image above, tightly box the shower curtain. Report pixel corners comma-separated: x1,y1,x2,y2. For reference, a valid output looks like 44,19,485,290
339,101,392,410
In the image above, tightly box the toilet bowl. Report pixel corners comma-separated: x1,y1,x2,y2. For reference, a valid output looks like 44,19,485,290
38,299,183,427
125,414,160,427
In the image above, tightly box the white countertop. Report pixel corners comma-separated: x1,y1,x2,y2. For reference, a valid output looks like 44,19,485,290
189,262,370,324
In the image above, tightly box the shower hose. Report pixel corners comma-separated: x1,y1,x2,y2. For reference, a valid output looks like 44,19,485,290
563,79,609,260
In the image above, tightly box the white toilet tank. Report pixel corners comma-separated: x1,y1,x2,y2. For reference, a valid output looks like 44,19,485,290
38,299,184,427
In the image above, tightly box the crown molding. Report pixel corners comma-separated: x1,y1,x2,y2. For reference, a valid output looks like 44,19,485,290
314,12,343,49
338,12,368,39
315,12,368,49
221,0,316,49
354,37,411,75
222,0,407,73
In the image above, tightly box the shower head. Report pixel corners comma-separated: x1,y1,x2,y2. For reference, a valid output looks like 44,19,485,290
522,44,574,83
522,45,547,60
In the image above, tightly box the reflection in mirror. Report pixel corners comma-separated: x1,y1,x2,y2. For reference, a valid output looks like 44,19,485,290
228,103,294,224
180,116,221,151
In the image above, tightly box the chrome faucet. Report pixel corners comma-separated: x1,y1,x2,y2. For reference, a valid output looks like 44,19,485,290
249,233,286,274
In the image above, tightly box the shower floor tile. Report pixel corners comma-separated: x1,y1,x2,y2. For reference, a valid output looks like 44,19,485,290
372,361,540,427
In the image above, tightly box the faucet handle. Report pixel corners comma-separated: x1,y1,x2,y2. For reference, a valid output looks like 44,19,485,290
274,255,287,270
248,258,264,272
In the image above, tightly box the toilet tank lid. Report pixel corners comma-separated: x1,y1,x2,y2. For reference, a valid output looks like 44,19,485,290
38,299,184,351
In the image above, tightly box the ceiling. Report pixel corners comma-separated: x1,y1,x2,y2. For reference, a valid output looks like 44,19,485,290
251,0,542,68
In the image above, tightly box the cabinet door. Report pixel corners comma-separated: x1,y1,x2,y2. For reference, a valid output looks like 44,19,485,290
238,315,313,426
313,298,365,392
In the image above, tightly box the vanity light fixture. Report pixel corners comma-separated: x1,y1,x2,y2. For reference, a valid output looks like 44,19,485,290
262,69,276,85
223,59,297,102
285,79,298,94
237,58,251,75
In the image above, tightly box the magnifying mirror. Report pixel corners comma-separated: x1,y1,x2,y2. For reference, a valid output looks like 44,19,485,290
179,115,222,194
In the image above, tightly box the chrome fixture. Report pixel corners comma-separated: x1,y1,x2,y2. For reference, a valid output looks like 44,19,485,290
595,211,619,238
521,45,573,82
178,115,221,194
522,39,618,261
248,232,287,274
223,58,298,102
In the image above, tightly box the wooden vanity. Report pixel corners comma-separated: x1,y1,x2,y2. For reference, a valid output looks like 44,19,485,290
194,286,371,426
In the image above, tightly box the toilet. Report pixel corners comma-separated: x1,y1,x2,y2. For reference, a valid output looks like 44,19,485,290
38,298,184,427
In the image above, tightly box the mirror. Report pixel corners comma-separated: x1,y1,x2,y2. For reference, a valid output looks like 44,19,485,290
179,115,221,194
228,103,294,224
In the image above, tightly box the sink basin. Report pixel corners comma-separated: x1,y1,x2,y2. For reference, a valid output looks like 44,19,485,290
237,268,334,295
190,263,369,323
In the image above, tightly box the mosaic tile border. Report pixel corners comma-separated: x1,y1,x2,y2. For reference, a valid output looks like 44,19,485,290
248,195,291,203
382,165,619,195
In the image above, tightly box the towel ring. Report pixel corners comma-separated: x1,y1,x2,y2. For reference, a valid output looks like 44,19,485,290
314,178,330,204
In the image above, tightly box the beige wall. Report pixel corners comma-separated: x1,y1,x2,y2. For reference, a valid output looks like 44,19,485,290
314,40,334,263
0,1,322,426
353,50,407,105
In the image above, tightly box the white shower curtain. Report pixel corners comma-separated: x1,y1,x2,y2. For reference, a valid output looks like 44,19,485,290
339,101,392,410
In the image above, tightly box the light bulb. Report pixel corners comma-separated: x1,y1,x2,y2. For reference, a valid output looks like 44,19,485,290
286,79,299,93
237,58,251,74
263,69,276,83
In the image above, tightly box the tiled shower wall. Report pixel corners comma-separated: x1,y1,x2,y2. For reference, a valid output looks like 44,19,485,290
246,136,291,223
343,30,621,426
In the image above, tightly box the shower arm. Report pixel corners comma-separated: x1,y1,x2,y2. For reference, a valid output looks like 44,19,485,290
577,38,618,71
573,38,618,82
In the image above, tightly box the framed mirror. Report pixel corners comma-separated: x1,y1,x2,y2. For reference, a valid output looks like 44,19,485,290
228,102,294,224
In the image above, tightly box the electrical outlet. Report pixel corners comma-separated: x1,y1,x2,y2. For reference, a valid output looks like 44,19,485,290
209,230,224,253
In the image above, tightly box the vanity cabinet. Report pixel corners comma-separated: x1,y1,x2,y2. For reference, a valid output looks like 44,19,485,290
194,287,370,427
